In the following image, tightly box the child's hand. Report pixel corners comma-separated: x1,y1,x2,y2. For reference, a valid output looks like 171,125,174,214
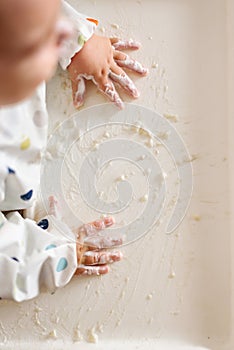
75,216,123,276
67,34,148,109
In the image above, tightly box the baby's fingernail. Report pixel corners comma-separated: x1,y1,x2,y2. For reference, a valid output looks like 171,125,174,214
99,265,110,274
93,220,105,229
112,251,123,261
132,88,140,98
142,67,149,76
104,217,115,226
74,98,84,108
118,251,124,259
116,99,125,109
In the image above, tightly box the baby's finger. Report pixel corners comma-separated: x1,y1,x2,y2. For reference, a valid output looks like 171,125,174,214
89,217,115,230
97,78,124,109
114,52,148,76
83,216,115,236
75,264,109,276
110,38,141,50
109,70,139,98
82,250,123,265
84,236,123,249
71,75,86,108
48,195,61,219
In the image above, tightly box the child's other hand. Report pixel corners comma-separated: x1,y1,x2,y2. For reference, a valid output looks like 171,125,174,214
67,34,148,109
75,216,123,276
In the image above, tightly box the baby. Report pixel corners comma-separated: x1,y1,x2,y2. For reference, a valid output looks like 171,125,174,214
0,0,148,302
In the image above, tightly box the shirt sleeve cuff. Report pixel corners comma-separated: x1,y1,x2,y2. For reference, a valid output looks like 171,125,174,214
59,1,98,70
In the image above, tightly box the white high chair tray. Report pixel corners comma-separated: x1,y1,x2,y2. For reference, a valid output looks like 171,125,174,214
1,0,234,349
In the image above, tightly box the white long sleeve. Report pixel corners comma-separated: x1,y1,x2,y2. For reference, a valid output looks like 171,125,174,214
59,0,98,70
0,84,47,212
0,85,77,302
0,212,77,302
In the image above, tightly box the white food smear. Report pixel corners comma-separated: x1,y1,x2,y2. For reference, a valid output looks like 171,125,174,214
119,56,148,75
104,82,123,108
111,23,119,29
191,214,201,222
168,271,176,279
47,329,57,339
148,317,154,324
108,71,139,98
103,131,110,138
33,306,47,332
146,293,153,300
151,62,159,69
158,130,171,140
138,127,152,138
164,113,178,123
99,26,106,33
92,141,99,150
96,323,104,333
73,73,98,107
87,328,98,343
116,319,121,327
73,326,83,342
116,174,126,181
190,154,199,162
179,154,199,165
138,154,146,160
44,151,53,161
140,194,148,202
146,138,154,148
51,314,60,324
63,121,163,248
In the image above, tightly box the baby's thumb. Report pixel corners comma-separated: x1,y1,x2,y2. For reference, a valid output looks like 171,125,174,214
71,75,86,108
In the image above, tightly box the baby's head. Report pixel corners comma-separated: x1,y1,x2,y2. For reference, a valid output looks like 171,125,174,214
0,0,72,105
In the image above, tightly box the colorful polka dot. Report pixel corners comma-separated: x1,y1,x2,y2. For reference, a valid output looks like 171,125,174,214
20,189,33,201
20,137,31,150
86,18,99,26
37,219,49,230
8,167,15,174
78,34,87,46
33,110,47,127
11,257,19,262
56,257,68,272
45,244,57,250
